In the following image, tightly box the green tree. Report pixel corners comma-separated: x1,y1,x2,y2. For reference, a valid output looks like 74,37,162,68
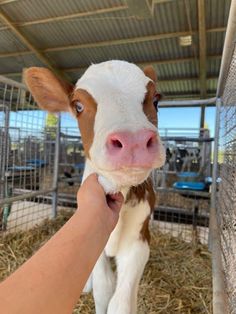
45,113,58,140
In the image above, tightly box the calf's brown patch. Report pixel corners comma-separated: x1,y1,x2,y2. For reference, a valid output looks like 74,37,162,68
142,66,158,127
125,178,156,243
70,89,97,158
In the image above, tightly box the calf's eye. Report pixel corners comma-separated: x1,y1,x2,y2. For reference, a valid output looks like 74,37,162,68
75,102,84,113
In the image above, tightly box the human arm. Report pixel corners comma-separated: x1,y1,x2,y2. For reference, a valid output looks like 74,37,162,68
0,174,123,314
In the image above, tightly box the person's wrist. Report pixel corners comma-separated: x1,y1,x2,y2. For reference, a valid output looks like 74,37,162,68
75,206,111,239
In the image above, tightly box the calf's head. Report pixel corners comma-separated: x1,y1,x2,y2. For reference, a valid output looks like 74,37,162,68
25,60,165,188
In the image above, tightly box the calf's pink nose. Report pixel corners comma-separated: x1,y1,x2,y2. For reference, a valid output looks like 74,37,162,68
106,130,158,168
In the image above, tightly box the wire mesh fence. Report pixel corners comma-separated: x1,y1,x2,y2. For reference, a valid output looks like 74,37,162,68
0,77,58,232
216,45,236,314
151,128,212,245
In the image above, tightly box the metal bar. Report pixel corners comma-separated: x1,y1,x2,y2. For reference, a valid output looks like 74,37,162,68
200,105,206,128
3,99,10,196
0,5,127,29
208,96,220,242
159,97,216,107
211,207,228,314
20,5,128,27
0,188,55,206
156,187,210,198
154,205,209,227
51,115,61,218
0,75,27,90
210,98,221,211
45,30,196,53
208,98,228,313
216,0,236,97
161,136,214,142
198,0,207,98
0,0,21,4
0,55,222,78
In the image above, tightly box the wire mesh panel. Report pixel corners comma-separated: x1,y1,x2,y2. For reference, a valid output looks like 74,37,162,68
152,128,212,245
0,77,57,232
217,45,236,314
57,114,84,205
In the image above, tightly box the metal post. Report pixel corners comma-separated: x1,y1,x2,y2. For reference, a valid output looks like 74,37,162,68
208,98,221,250
210,98,221,213
1,106,10,198
52,114,61,218
200,105,205,128
216,0,236,98
159,97,216,108
209,98,228,313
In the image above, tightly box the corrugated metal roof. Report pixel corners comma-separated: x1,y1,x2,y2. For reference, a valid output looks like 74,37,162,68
159,79,200,95
0,29,27,52
0,0,232,99
154,61,199,79
206,0,231,29
0,54,44,73
16,1,198,50
1,0,124,22
62,60,200,83
207,57,221,77
45,37,196,69
207,31,225,55
207,78,218,92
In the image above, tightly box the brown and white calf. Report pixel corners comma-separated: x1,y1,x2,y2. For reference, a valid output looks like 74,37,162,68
25,60,165,314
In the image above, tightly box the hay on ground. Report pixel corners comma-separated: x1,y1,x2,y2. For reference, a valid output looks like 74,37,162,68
0,210,212,314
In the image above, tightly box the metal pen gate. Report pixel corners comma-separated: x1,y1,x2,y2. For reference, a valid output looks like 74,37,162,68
0,76,58,231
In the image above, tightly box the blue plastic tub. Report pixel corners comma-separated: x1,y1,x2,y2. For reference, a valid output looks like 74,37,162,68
173,181,206,191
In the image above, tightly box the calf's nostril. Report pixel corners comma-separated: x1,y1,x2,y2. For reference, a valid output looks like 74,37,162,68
146,134,157,149
147,137,153,148
111,139,123,148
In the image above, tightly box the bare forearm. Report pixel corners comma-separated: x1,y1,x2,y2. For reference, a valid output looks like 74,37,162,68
0,211,110,314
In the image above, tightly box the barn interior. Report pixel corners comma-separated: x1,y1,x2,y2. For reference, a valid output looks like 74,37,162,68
0,0,235,313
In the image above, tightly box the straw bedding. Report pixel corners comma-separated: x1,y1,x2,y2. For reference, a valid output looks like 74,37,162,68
0,210,212,314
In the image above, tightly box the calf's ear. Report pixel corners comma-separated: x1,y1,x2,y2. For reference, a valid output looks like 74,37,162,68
143,66,157,83
24,67,73,113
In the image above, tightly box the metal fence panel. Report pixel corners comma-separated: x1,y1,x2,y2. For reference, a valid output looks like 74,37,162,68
0,77,56,232
216,45,236,314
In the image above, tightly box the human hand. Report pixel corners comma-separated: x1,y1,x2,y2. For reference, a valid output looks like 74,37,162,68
77,174,124,234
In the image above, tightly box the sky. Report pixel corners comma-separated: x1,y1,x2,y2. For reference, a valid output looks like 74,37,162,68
2,106,216,139
158,107,216,137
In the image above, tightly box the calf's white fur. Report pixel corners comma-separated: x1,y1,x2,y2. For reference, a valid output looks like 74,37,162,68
25,60,165,314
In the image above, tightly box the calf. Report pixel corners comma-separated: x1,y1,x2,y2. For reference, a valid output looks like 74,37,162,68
25,60,165,314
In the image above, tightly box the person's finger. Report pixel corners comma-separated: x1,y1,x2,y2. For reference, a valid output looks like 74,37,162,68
106,192,124,212
78,173,105,197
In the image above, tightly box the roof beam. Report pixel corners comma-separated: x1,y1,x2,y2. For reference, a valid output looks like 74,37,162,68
57,55,222,73
64,56,198,73
0,0,20,4
0,5,127,31
159,76,217,84
0,55,221,76
198,0,207,128
0,27,225,58
0,8,67,79
20,5,127,27
153,0,175,3
1,71,218,83
198,0,207,98
44,30,195,53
